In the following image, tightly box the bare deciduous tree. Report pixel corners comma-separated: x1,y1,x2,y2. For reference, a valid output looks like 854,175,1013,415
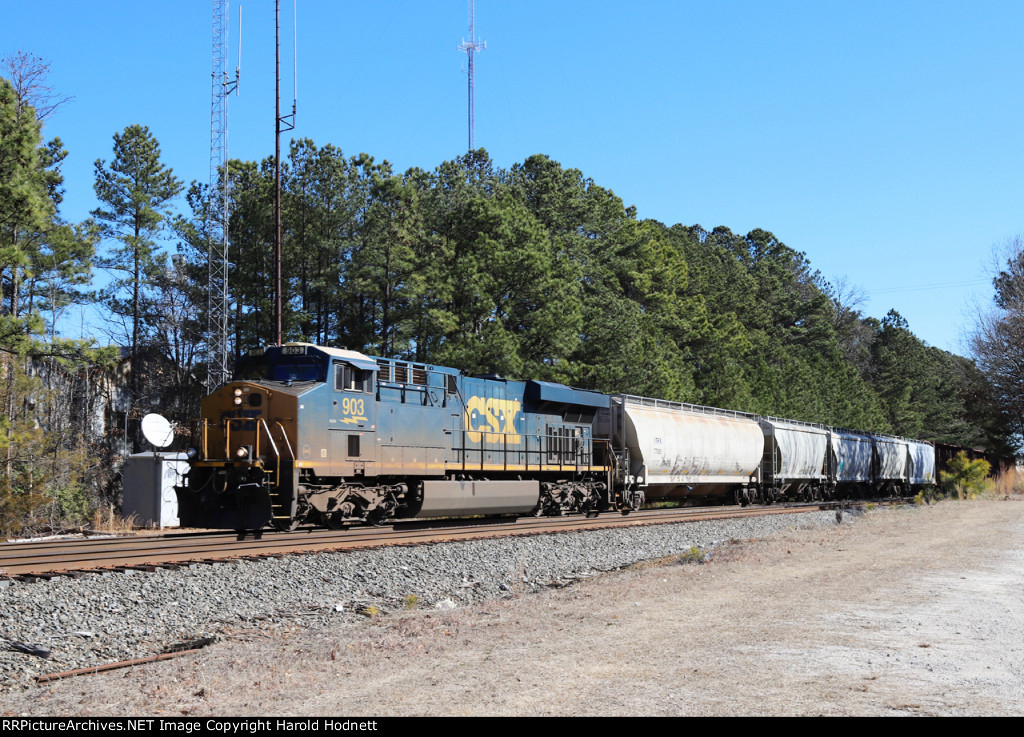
1,50,72,123
972,236,1024,448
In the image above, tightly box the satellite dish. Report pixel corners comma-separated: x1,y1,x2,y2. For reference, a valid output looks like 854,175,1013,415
141,413,175,449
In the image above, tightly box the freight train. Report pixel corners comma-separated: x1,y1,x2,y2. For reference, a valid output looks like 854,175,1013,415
174,342,939,531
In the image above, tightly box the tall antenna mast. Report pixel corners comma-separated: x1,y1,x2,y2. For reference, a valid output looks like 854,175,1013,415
457,0,485,151
274,0,297,347
208,0,240,392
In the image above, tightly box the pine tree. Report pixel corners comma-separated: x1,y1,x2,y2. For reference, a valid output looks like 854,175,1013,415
92,124,182,398
0,78,50,349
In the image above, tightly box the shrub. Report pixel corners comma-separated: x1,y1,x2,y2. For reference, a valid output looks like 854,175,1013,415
678,546,706,564
939,451,991,500
0,488,50,538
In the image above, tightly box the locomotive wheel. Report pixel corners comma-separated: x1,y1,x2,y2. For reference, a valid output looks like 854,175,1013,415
272,517,301,532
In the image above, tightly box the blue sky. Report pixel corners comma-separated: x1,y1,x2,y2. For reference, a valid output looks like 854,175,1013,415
2,1,1021,354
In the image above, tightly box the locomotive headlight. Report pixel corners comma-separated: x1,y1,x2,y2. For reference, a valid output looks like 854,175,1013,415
232,388,243,405
234,445,251,459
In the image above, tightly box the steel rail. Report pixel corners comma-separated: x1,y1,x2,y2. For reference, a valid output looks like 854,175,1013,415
0,504,834,579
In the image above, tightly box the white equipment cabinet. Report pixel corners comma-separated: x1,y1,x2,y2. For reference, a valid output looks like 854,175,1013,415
122,452,188,528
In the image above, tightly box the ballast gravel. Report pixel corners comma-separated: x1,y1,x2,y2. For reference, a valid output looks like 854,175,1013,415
0,510,845,690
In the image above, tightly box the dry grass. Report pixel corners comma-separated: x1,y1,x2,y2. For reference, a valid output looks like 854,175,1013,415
993,468,1024,497
90,504,140,534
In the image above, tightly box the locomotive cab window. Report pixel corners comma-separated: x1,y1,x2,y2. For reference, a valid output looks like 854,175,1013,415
335,364,371,392
234,357,326,382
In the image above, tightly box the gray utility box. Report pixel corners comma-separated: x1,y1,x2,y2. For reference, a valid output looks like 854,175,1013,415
123,452,189,528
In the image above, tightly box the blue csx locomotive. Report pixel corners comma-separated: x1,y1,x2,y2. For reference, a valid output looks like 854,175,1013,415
176,343,619,530
175,343,937,530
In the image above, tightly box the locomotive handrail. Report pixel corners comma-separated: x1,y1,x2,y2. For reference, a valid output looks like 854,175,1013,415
220,417,281,488
377,380,430,406
224,417,259,460
274,420,295,460
223,417,236,458
453,428,603,473
258,418,281,488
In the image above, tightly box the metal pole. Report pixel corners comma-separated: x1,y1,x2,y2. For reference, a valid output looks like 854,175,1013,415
274,0,283,347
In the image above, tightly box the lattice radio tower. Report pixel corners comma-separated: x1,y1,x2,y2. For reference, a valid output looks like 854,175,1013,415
208,0,239,391
457,0,485,151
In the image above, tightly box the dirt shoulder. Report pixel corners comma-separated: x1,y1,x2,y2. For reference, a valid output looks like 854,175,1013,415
6,500,1024,717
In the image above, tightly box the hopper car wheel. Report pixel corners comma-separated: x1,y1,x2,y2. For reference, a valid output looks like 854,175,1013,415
367,508,393,527
619,489,644,515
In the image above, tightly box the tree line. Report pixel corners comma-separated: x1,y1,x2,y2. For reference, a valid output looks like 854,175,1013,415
0,58,1017,532
173,142,1012,450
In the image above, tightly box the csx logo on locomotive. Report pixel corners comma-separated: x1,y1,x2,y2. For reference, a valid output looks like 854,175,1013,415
465,396,521,444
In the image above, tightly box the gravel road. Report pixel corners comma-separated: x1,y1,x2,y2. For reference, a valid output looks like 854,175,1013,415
2,499,1022,716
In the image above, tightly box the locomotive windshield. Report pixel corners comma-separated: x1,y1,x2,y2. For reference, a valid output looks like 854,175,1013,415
233,355,328,383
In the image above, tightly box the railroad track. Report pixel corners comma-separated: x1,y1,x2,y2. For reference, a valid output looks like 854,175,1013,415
0,503,839,580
